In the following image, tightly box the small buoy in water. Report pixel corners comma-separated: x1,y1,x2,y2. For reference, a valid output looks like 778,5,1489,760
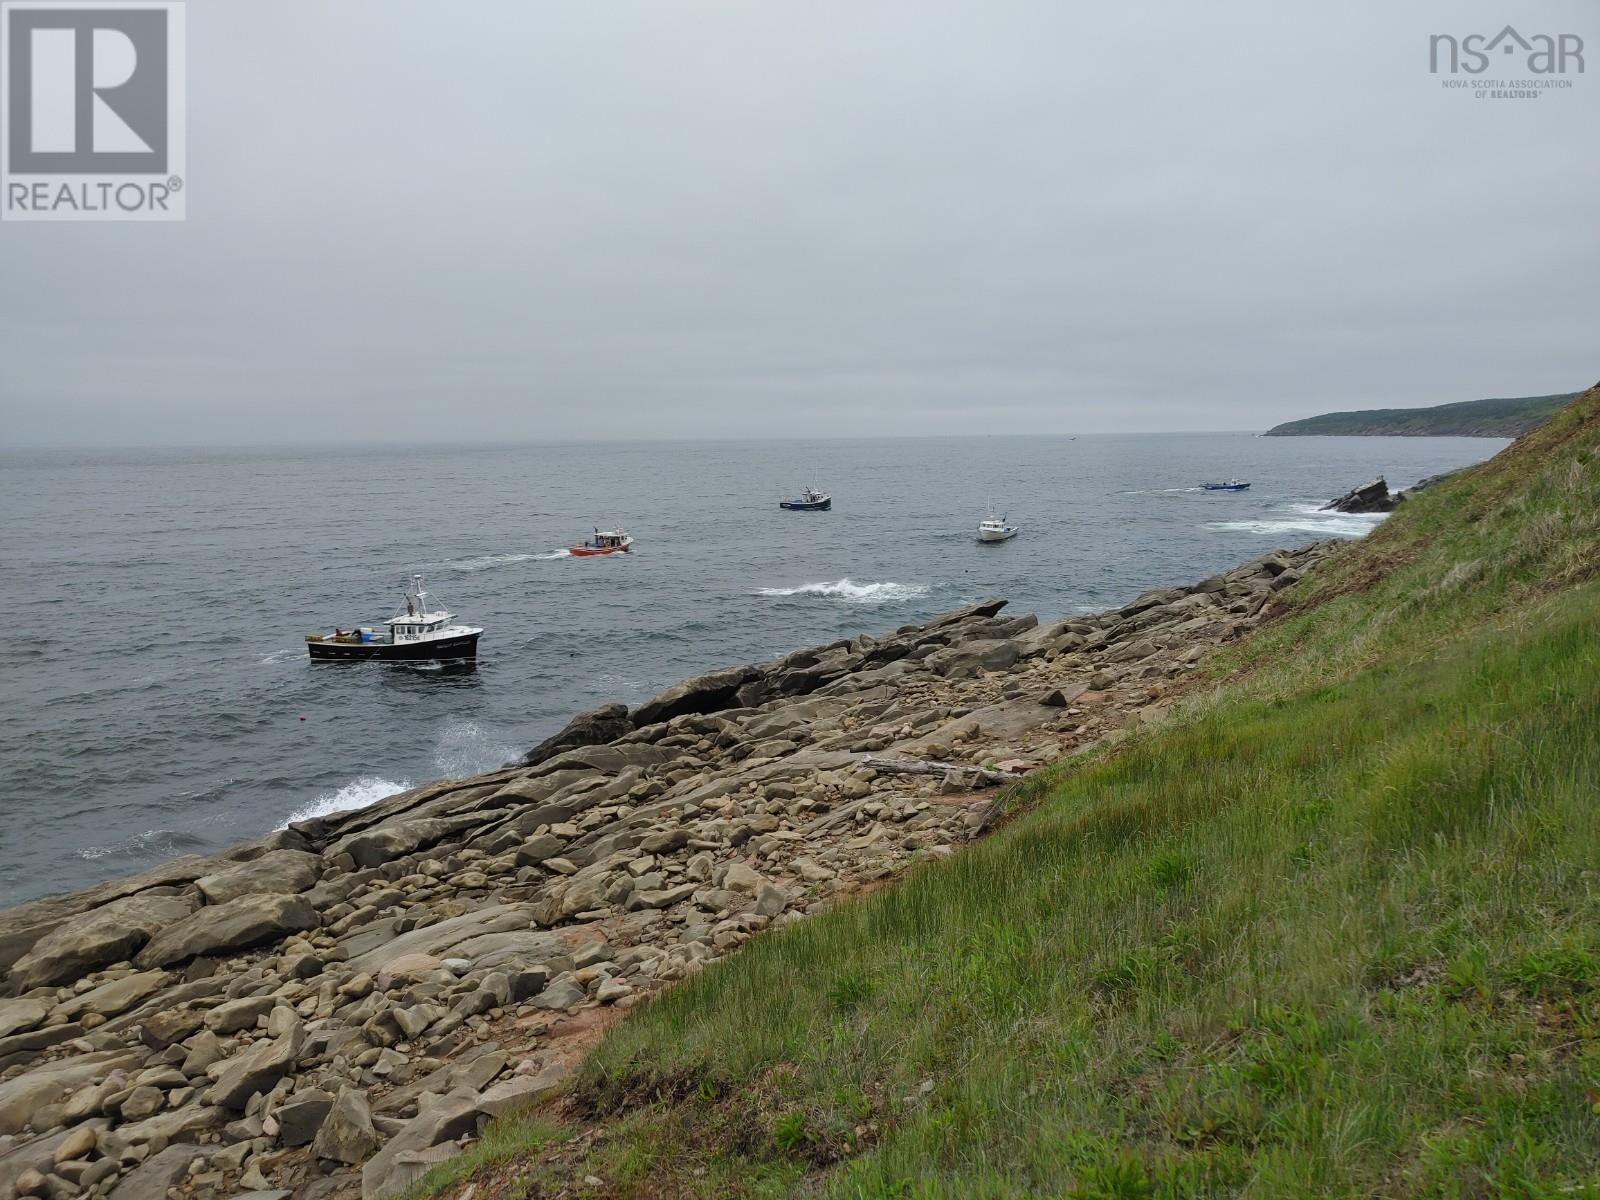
299,715,306,721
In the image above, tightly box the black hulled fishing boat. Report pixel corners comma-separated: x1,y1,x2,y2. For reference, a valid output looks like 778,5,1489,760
306,575,482,661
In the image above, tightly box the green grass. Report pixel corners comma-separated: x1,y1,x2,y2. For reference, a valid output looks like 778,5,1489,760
439,389,1600,1199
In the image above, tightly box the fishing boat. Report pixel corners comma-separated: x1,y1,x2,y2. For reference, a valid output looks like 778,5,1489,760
1201,479,1251,491
306,575,482,662
780,488,831,511
978,515,1019,543
570,528,633,556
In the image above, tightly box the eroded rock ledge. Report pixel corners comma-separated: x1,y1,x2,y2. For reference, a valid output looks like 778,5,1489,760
0,540,1335,1200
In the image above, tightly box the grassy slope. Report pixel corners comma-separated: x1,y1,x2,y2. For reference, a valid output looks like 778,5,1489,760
1263,393,1578,438
428,388,1600,1200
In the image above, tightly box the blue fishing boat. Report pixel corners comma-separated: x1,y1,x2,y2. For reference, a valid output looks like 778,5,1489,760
780,487,832,511
1201,479,1251,491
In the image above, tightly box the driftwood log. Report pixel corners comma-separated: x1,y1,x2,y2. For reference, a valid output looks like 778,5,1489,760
860,757,1022,788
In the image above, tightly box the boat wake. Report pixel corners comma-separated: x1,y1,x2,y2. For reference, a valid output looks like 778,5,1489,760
259,648,300,665
448,550,568,572
754,578,930,604
276,776,410,829
1207,504,1385,540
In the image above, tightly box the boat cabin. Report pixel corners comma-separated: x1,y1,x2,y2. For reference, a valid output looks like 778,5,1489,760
384,577,457,643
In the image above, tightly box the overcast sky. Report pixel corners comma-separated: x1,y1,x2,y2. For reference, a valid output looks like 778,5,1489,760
1,0,1595,446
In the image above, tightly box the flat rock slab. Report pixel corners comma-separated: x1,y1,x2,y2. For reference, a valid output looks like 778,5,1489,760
0,1049,141,1135
135,893,318,968
195,849,323,904
8,893,198,991
478,1061,569,1117
343,904,536,976
54,969,169,1021
0,998,48,1039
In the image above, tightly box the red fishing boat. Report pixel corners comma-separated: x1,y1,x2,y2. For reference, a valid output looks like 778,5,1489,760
569,528,633,556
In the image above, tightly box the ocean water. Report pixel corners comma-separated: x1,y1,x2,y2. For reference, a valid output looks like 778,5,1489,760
0,432,1505,907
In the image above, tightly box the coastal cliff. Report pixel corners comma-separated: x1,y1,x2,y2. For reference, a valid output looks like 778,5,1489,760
0,538,1334,1200
4,383,1598,1200
1262,389,1579,437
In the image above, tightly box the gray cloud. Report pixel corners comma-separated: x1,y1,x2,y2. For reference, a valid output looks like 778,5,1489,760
2,0,1595,446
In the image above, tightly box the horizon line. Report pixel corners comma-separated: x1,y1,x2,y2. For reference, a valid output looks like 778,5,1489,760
1,427,1304,456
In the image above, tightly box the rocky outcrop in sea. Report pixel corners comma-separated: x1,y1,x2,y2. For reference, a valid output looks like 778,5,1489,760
0,540,1336,1200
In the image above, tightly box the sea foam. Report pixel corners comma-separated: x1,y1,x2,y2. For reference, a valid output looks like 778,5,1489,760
754,578,930,604
277,776,410,828
1207,504,1385,540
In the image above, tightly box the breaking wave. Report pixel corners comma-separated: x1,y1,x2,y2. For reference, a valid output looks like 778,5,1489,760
432,719,519,778
1206,504,1386,540
754,579,930,604
277,776,409,828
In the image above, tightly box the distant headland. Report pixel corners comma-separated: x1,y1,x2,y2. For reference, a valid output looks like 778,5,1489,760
1263,390,1582,438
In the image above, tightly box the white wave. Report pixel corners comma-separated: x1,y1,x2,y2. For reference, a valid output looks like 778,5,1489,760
259,648,300,664
449,550,568,572
277,776,409,828
76,828,201,861
1207,504,1386,540
433,719,520,778
754,578,930,604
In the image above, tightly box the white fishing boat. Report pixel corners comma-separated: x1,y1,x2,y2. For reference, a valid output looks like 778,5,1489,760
978,515,1018,543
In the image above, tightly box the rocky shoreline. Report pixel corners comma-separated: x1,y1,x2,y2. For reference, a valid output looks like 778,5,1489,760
0,539,1336,1200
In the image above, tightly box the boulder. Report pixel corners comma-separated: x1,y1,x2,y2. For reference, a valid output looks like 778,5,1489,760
195,849,323,905
0,998,48,1039
203,994,278,1034
374,953,444,990
205,1021,305,1110
1041,682,1089,708
106,1142,199,1200
530,976,586,1011
360,1086,483,1199
311,1087,381,1164
135,894,318,968
513,834,565,866
325,815,481,870
924,639,1022,679
137,1006,205,1050
8,893,197,990
718,863,765,895
632,664,761,727
1322,477,1399,514
753,883,788,918
477,1062,569,1117
116,1084,165,1120
921,598,1008,630
273,1088,335,1147
519,703,633,768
